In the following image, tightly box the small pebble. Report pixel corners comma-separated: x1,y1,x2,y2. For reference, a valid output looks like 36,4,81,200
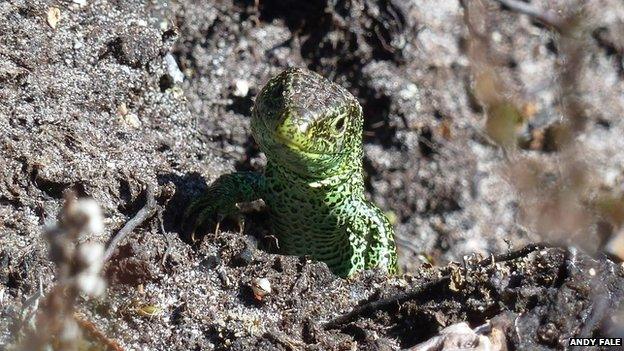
125,113,141,128
233,79,250,97
165,53,184,84
250,278,271,301
47,7,61,29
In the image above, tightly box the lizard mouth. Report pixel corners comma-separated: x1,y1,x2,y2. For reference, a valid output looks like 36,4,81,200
259,116,336,157
272,132,322,156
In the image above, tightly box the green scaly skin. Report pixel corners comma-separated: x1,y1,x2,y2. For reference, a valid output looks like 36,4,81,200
185,68,398,277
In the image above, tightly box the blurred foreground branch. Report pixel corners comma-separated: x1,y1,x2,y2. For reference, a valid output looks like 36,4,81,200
16,193,109,351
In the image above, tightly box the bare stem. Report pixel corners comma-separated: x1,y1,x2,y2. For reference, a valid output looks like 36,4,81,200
104,183,157,261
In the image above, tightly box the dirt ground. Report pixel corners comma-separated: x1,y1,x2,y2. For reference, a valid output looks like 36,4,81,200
1,0,624,350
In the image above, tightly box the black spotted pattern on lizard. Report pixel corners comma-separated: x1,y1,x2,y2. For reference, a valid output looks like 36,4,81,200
185,68,398,277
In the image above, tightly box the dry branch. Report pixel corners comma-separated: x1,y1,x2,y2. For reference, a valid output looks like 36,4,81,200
324,243,553,329
104,183,158,261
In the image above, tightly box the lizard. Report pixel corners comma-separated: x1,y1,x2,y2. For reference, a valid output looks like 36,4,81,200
184,68,398,277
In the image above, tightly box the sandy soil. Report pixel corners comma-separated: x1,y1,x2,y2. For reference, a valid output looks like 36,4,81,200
1,0,624,350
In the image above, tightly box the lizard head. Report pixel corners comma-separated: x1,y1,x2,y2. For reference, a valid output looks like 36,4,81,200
251,68,363,178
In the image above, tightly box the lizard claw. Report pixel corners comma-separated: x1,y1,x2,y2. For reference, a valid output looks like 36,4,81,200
181,195,216,238
181,194,238,239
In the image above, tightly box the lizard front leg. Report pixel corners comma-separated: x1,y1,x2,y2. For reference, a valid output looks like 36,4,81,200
363,202,398,274
183,171,266,236
321,199,398,277
344,199,398,276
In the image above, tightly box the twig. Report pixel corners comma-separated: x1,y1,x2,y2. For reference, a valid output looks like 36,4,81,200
74,313,125,351
324,276,450,329
264,328,306,351
459,0,490,42
492,0,564,31
158,207,173,266
473,243,552,268
104,184,157,261
20,276,44,328
324,243,555,329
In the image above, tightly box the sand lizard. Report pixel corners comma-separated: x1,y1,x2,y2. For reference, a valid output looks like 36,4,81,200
185,68,397,277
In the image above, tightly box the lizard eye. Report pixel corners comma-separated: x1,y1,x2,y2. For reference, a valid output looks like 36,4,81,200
334,117,346,133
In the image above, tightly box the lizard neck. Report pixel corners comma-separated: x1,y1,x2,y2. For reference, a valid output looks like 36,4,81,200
265,159,364,197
